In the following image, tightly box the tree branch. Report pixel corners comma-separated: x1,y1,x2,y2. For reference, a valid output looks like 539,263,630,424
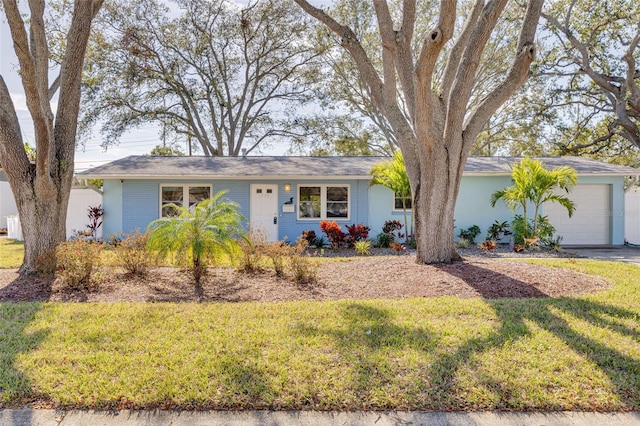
463,0,544,144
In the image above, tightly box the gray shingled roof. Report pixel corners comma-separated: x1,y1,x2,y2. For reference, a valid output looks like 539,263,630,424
78,155,639,179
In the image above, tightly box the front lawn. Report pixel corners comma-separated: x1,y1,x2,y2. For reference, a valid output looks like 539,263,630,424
1,259,639,411
0,238,23,268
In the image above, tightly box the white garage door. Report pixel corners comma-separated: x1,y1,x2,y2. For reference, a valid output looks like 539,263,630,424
544,184,610,245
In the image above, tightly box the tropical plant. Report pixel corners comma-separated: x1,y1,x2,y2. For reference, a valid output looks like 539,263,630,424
458,225,481,244
486,220,512,242
319,220,346,251
478,240,496,253
146,191,245,285
512,214,557,246
491,158,577,238
456,238,471,249
370,152,412,240
345,223,370,248
374,232,394,249
354,240,372,256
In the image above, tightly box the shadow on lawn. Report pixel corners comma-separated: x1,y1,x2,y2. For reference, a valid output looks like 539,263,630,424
0,301,49,412
296,262,640,410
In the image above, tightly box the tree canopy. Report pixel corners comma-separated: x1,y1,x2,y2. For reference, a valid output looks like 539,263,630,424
80,0,323,156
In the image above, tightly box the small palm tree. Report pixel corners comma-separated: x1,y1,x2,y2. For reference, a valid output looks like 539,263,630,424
491,157,577,238
147,190,245,285
370,151,412,240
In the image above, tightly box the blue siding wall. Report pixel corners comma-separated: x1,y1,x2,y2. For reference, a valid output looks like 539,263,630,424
107,178,371,241
106,174,626,244
455,176,515,240
368,185,413,236
122,181,160,233
102,180,123,236
278,179,370,241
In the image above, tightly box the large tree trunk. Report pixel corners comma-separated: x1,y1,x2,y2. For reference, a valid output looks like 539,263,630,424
0,0,103,274
412,164,463,263
15,184,72,274
2,139,75,273
294,0,543,265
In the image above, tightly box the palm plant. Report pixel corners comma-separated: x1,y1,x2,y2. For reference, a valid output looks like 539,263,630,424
491,157,577,238
370,151,412,241
146,190,246,285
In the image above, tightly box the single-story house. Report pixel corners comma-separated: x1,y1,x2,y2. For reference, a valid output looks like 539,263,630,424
78,155,640,246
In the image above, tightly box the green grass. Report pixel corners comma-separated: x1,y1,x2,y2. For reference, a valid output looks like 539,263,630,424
1,259,640,410
0,239,23,268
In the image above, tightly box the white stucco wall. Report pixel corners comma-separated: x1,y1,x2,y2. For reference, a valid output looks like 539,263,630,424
0,181,18,229
66,187,104,239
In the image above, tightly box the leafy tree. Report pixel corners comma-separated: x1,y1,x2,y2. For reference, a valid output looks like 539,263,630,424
0,0,103,273
146,191,245,286
490,157,577,238
540,0,640,153
81,0,322,156
148,145,184,156
309,131,387,156
294,0,544,263
369,152,412,241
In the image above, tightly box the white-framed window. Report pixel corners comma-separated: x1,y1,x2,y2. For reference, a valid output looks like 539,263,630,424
160,184,212,217
298,184,350,220
394,192,412,211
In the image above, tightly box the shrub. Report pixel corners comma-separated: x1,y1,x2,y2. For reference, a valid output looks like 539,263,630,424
301,230,318,246
320,220,346,251
313,236,326,248
354,240,372,256
536,215,557,247
512,214,557,246
375,232,394,248
290,238,318,284
390,242,406,255
345,223,370,248
35,251,57,274
263,241,296,277
486,220,512,242
382,219,403,235
478,240,496,252
113,230,152,276
86,205,104,241
456,238,471,249
238,228,268,273
55,240,103,289
458,225,481,244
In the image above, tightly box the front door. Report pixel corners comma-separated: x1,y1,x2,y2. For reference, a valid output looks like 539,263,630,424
250,184,279,242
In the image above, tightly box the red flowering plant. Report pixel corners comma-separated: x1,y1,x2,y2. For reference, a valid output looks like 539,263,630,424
319,220,346,251
479,240,496,253
345,223,370,248
390,242,407,255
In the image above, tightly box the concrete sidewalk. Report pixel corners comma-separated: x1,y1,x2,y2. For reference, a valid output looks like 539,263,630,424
2,409,640,426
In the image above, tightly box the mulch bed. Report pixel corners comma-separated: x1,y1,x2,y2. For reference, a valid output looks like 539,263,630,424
0,254,610,303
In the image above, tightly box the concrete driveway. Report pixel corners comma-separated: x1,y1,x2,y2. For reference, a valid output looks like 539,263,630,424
567,245,640,266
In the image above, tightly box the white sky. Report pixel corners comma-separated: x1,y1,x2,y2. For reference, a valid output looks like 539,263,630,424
0,1,330,172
